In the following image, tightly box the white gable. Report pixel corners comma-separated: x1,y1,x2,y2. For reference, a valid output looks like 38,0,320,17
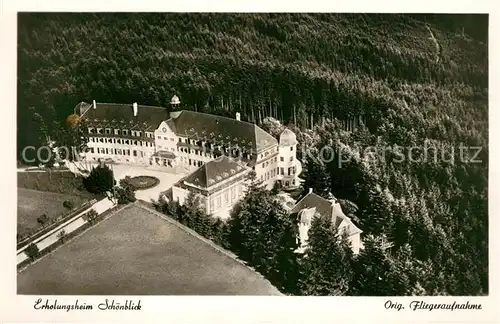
155,121,174,135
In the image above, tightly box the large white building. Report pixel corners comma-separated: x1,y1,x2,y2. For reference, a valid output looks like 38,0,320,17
75,98,302,215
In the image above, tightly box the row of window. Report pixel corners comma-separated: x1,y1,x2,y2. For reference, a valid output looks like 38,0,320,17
259,155,293,169
90,147,143,157
88,128,154,138
89,137,154,147
274,166,296,176
157,136,175,142
209,185,244,212
261,157,278,168
260,168,278,182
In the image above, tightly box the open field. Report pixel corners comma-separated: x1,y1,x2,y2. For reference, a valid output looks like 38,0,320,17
17,188,90,237
17,171,95,198
17,204,281,295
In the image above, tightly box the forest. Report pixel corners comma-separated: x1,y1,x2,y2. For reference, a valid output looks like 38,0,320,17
18,13,488,295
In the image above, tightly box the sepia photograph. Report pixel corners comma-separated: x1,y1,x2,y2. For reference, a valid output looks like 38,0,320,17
14,12,488,298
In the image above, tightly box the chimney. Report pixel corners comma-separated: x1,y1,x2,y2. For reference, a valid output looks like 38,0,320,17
309,188,313,194
93,100,96,109
236,112,241,121
133,102,138,117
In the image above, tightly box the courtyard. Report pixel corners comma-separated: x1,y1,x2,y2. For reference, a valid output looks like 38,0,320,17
17,203,281,295
68,161,184,202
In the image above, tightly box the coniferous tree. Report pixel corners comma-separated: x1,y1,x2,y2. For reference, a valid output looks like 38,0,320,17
228,185,299,291
301,152,332,198
298,215,354,295
83,164,115,194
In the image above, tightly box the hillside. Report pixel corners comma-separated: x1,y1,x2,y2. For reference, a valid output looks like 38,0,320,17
17,13,488,295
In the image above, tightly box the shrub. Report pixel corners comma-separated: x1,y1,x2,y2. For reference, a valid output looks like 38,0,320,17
57,229,66,243
63,200,74,209
82,209,99,224
114,186,136,204
83,164,115,194
36,214,49,226
127,176,160,190
25,243,40,260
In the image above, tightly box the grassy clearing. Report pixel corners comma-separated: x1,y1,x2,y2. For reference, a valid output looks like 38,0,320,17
17,188,90,237
17,204,280,295
17,171,94,197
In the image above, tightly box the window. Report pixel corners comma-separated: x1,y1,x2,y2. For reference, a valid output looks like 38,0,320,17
288,168,291,176
280,167,284,175
290,156,293,162
170,138,174,142
90,148,95,153
280,157,284,162
133,150,137,157
189,159,192,166
290,146,293,151
163,137,168,140
105,128,111,134
114,129,119,135
274,157,277,162
157,136,161,139
224,191,229,203
178,138,182,142
123,130,128,136
262,163,265,168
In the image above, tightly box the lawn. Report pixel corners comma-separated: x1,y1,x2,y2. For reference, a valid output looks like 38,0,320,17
17,188,91,237
17,204,281,295
17,170,94,197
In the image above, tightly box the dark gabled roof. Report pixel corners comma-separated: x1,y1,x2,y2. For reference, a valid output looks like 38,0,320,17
290,192,334,220
180,156,248,189
291,192,362,236
169,111,277,152
78,103,277,152
79,102,170,131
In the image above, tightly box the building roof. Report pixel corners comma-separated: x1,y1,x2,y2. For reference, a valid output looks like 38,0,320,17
180,156,249,189
290,192,362,236
152,150,176,159
77,102,277,153
168,111,277,152
78,102,171,131
279,128,297,146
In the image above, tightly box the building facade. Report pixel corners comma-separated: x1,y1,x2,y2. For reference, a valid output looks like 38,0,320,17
75,99,302,191
171,156,251,218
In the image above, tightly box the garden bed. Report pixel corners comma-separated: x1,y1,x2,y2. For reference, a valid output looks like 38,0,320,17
127,176,160,190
